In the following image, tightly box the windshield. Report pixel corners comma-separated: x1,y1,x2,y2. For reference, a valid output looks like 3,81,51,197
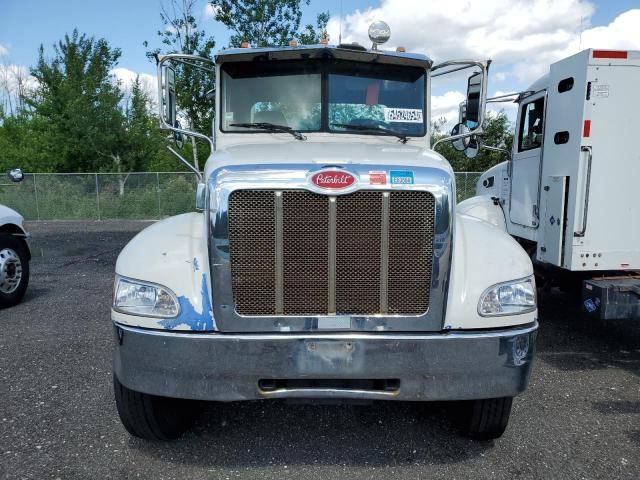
221,59,426,137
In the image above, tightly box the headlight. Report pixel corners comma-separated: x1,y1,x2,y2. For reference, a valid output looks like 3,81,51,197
478,276,536,316
113,276,179,318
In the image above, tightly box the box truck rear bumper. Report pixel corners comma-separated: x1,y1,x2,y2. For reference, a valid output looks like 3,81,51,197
113,322,537,402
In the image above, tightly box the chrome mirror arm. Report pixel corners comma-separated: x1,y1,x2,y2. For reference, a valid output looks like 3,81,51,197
166,146,203,183
431,60,491,148
156,53,216,157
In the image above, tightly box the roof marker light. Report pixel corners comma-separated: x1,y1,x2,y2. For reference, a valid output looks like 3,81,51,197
319,38,329,45
396,46,406,53
289,40,298,47
593,50,627,59
240,41,250,48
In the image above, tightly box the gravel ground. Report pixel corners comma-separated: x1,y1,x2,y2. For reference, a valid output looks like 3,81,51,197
1,221,639,480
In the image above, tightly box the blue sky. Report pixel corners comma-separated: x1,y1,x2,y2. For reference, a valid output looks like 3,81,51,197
1,0,639,123
0,0,368,74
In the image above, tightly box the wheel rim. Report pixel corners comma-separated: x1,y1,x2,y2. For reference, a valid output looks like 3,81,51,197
0,248,22,294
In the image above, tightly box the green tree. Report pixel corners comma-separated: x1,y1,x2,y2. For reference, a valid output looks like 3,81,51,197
0,112,50,172
212,0,328,47
433,111,514,172
146,0,216,171
298,11,330,45
28,30,127,172
124,76,178,173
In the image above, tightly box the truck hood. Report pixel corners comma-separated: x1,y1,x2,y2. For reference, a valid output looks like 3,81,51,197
0,204,25,228
205,141,452,178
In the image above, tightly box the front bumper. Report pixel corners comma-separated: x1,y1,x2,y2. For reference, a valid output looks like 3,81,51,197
113,322,537,402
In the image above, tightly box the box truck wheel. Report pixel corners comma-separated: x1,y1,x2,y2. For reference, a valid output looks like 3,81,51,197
113,376,199,440
464,397,513,440
0,234,29,308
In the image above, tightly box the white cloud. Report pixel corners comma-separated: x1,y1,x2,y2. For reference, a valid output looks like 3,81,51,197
327,0,596,87
111,68,157,104
567,9,640,53
431,90,465,127
0,44,8,57
0,63,38,114
0,64,36,90
203,3,220,19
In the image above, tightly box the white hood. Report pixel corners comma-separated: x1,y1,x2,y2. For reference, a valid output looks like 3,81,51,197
0,204,26,231
205,140,452,179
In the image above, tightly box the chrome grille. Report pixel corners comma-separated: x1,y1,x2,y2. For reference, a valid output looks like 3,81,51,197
227,189,435,316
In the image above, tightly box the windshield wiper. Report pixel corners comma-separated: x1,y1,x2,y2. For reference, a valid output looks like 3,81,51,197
331,123,409,143
230,122,306,141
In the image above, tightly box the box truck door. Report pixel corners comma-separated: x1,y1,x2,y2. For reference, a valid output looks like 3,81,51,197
509,92,546,228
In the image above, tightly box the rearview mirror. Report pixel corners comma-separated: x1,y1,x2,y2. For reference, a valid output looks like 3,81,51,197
465,72,482,127
162,65,177,127
8,168,24,183
173,120,185,149
464,137,481,158
450,123,470,151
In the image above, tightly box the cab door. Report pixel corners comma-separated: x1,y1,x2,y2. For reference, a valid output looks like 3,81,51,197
509,92,546,228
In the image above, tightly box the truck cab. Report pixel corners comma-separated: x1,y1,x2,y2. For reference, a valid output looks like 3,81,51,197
112,26,538,441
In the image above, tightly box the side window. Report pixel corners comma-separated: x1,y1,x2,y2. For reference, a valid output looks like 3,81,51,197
518,97,545,151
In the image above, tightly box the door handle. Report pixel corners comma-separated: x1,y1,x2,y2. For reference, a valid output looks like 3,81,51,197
574,146,592,237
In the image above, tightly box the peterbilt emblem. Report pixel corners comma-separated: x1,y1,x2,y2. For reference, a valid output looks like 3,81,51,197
310,170,356,189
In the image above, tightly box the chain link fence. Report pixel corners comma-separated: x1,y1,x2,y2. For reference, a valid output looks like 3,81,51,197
0,172,483,220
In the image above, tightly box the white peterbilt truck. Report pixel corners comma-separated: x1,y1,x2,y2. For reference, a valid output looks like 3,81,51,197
462,49,640,320
112,24,538,441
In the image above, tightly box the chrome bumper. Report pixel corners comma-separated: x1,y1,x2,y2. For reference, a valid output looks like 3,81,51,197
113,322,537,402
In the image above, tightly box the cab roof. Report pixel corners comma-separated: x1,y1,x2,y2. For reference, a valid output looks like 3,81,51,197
214,44,433,69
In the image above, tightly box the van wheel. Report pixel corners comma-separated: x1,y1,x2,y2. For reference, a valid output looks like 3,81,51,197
0,234,29,308
464,397,513,440
113,376,198,440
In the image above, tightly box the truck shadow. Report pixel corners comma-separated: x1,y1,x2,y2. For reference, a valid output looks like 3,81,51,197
534,289,640,378
128,400,493,468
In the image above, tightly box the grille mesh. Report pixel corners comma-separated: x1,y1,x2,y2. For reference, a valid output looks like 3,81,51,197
282,191,329,314
227,190,276,315
336,192,383,314
388,191,435,314
227,189,435,316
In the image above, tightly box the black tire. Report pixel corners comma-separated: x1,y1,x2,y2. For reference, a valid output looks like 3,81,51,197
0,234,30,308
113,376,198,440
464,397,513,440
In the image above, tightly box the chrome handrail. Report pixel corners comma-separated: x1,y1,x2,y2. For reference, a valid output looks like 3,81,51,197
574,146,592,237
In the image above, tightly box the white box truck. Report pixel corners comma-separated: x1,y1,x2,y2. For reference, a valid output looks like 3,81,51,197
462,49,640,319
111,22,538,441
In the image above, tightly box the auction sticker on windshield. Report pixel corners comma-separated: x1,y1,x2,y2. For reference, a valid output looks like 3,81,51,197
384,108,423,123
390,170,414,185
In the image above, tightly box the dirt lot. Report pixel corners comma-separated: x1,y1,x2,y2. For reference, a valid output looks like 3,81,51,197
1,221,639,479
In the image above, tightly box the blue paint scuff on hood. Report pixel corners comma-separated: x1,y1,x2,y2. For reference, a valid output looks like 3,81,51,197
158,273,215,331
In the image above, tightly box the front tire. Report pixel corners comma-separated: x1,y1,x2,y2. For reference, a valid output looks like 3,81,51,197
113,376,198,440
464,397,513,440
0,234,29,308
